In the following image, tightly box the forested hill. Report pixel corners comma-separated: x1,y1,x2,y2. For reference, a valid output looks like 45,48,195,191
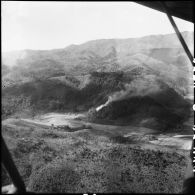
2,32,193,131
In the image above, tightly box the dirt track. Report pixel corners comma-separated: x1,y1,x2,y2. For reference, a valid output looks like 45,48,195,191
17,112,193,151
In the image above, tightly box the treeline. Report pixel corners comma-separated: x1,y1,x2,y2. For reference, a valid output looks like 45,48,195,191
2,95,32,119
2,70,192,131
2,72,132,117
28,145,187,193
88,90,191,131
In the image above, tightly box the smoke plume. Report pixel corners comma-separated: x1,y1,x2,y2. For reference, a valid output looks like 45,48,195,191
96,77,162,112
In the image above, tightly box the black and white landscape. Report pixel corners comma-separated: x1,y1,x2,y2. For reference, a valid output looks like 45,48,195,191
1,1,194,193
2,31,194,193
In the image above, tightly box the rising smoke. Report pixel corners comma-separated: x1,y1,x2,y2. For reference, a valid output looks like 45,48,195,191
96,77,162,112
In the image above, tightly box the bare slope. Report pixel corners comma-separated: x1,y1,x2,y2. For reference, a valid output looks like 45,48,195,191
2,117,189,193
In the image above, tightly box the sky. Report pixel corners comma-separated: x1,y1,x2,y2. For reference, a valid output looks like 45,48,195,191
1,1,194,52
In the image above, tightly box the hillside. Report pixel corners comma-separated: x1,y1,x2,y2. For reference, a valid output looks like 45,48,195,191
2,31,194,68
2,32,193,97
2,31,193,129
89,88,191,131
1,31,193,193
2,117,189,193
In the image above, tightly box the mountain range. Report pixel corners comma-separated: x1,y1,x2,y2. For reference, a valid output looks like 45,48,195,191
2,31,194,130
2,31,193,93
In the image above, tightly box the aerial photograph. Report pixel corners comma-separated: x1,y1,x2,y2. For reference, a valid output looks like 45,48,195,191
1,1,194,194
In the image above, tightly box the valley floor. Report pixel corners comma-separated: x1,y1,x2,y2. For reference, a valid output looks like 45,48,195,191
9,112,193,150
1,112,193,193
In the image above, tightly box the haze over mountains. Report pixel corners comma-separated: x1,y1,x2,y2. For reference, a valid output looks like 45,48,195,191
2,30,194,194
2,31,193,94
3,31,193,69
2,31,194,131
